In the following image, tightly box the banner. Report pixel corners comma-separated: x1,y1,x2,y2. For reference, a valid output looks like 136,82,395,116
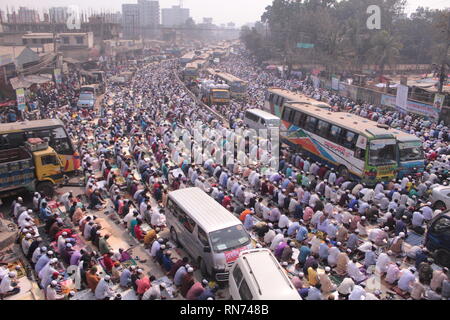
16,88,26,111
434,93,445,110
54,68,62,84
381,93,439,119
396,84,408,112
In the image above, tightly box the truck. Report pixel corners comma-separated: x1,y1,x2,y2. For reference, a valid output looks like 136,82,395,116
425,211,450,268
0,138,64,198
200,80,230,106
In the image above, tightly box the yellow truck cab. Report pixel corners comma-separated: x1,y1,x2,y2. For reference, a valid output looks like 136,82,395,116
0,139,64,198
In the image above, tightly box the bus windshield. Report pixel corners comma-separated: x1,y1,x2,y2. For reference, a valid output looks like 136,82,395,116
399,141,424,162
210,225,250,253
230,82,246,93
213,90,230,99
369,139,397,166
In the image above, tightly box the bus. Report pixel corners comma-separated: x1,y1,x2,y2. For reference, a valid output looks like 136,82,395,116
0,119,80,173
183,62,199,81
180,52,196,65
243,109,281,133
213,71,248,99
388,129,426,178
280,101,398,184
264,88,332,117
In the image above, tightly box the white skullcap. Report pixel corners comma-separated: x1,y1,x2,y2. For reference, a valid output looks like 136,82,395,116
399,232,405,238
207,297,214,300
66,243,72,248
51,280,58,286
137,269,143,274
202,279,209,285
325,266,331,272
160,282,167,288
347,248,352,253
361,216,366,220
281,261,288,266
41,246,47,252
299,272,304,278
158,238,164,243
337,242,342,246
51,258,58,263
384,227,389,231
25,233,32,239
62,232,68,236
387,250,393,255
8,271,16,277
187,267,194,273
268,223,273,228
160,244,166,250
48,250,54,255
104,275,111,280
18,197,23,201
28,209,33,213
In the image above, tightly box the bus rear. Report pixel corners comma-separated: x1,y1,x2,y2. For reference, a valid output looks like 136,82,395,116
365,134,398,184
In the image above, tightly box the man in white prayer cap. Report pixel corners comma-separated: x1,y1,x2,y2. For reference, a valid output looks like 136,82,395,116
0,271,20,296
46,280,65,300
95,275,115,300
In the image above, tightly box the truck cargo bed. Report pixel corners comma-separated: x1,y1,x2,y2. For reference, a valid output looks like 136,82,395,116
0,148,35,192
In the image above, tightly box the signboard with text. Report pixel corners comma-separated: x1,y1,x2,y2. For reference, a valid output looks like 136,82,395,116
381,93,439,119
16,88,26,111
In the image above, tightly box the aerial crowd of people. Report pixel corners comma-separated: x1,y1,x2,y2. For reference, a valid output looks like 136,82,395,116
1,46,450,300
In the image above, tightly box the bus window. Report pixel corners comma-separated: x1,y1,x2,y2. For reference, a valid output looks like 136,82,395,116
355,147,365,160
282,107,292,121
343,131,358,150
293,111,302,127
51,127,72,154
329,125,342,144
317,120,330,138
305,116,318,132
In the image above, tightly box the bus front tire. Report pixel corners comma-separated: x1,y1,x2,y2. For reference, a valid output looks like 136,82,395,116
36,182,54,198
338,166,349,179
435,249,450,268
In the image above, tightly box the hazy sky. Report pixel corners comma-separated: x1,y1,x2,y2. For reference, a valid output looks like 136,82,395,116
0,0,448,26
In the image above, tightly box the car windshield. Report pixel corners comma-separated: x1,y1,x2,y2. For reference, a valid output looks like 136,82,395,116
399,141,424,162
210,225,250,253
79,93,94,100
369,139,396,166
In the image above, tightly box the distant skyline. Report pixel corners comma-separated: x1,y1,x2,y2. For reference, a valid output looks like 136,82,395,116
0,0,448,27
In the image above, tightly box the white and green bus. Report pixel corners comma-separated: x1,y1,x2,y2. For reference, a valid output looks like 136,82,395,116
280,101,398,184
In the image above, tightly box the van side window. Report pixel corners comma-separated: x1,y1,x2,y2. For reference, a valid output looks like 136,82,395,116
176,209,196,233
238,279,253,300
167,199,179,218
233,264,243,287
197,227,209,246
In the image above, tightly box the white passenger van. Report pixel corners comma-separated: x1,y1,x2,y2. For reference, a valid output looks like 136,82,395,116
243,108,281,135
229,248,301,300
166,187,254,282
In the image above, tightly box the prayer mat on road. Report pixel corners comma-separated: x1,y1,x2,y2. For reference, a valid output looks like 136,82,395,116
329,274,345,286
405,232,424,246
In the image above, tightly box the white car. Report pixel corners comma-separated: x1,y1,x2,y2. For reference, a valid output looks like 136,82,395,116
430,184,450,210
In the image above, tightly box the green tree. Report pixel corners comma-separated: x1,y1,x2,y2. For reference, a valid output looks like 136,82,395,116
366,30,403,80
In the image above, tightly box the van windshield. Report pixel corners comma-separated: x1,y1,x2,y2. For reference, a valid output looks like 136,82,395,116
210,225,250,253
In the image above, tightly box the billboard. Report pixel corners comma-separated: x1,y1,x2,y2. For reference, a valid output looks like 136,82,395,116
395,84,408,112
16,88,26,111
332,77,339,91
381,93,439,119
